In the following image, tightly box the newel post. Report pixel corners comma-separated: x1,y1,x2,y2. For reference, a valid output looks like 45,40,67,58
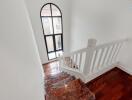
83,39,97,75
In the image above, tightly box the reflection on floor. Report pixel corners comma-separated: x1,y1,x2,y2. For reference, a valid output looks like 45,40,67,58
43,61,95,100
43,61,132,100
43,61,61,78
86,67,132,100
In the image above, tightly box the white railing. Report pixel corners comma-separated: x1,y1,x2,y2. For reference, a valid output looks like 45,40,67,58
60,48,87,71
59,38,128,83
90,40,124,73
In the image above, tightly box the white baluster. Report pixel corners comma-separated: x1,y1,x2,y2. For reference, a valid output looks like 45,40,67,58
92,50,98,72
113,43,122,62
97,48,104,70
102,47,110,65
79,53,82,70
70,55,74,68
107,45,115,64
109,44,116,64
74,53,78,69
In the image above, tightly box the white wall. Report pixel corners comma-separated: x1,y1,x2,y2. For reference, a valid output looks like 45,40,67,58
70,0,129,51
117,1,132,70
0,0,44,100
24,0,132,72
25,0,72,64
70,0,132,72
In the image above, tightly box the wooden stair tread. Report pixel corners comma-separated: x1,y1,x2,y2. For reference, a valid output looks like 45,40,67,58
45,71,95,100
46,79,95,100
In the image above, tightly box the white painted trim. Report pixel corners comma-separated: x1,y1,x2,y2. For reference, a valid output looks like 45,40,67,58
61,63,119,83
59,38,129,83
84,63,118,83
61,62,132,83
117,62,132,75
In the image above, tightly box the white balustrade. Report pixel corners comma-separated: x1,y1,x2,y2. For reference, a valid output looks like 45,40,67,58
59,38,127,83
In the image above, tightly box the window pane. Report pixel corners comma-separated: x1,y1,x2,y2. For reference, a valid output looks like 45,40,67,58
41,4,51,16
55,35,62,50
48,52,56,59
53,18,62,34
56,51,63,57
46,36,54,52
51,5,61,16
42,18,53,35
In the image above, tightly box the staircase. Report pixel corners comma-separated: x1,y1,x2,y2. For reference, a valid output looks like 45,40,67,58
44,38,129,100
45,71,95,100
59,38,128,83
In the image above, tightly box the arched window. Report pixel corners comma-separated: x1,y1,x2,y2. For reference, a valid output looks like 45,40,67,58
40,3,63,60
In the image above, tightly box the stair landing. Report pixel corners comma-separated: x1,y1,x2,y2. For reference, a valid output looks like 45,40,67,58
86,67,132,100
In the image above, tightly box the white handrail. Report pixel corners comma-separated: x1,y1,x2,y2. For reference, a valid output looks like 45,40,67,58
63,48,87,57
59,38,128,83
95,39,126,50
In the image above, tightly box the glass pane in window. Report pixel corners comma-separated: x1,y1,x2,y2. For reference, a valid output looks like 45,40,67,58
46,36,54,52
48,52,56,59
53,18,62,34
41,4,51,16
56,51,63,57
51,5,61,16
55,35,62,50
42,17,53,35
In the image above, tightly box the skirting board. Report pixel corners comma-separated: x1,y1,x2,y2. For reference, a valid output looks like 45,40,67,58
61,62,132,83
85,62,132,83
84,65,115,83
117,62,132,75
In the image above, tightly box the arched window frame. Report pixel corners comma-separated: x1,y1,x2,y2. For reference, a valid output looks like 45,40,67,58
40,3,63,60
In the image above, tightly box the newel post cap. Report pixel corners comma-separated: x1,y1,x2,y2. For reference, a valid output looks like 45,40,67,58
87,38,97,47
